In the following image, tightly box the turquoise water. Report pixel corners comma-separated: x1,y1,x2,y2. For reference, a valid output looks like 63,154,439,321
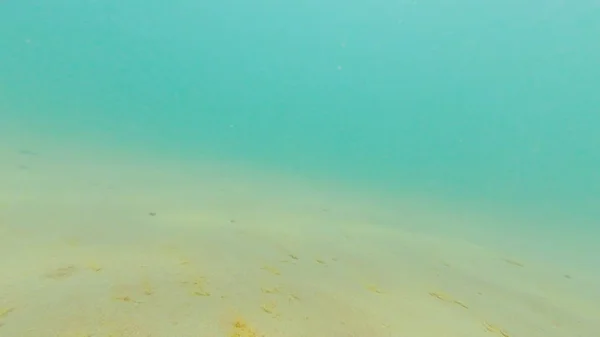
1,2,599,257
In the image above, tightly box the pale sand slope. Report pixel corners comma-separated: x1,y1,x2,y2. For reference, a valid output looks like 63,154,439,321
0,147,598,337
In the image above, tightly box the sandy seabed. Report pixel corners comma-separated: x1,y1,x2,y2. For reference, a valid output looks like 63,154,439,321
0,146,598,337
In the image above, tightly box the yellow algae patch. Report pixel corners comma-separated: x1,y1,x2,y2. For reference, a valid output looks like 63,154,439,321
0,307,15,318
231,318,263,337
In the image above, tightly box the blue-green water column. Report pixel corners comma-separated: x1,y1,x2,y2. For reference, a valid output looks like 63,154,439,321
1,1,599,225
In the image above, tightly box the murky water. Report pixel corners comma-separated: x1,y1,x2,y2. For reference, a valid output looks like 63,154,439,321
1,1,598,336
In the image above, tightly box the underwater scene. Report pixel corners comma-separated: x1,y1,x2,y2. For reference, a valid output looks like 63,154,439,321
1,1,599,336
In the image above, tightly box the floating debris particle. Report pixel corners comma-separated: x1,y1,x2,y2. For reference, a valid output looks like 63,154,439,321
18,149,38,156
64,237,81,247
45,265,78,279
142,280,154,295
182,276,211,297
365,284,384,294
261,266,281,275
114,295,141,304
192,289,211,297
483,322,510,337
261,302,277,314
429,291,469,309
503,259,524,267
261,287,280,294
86,262,102,272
